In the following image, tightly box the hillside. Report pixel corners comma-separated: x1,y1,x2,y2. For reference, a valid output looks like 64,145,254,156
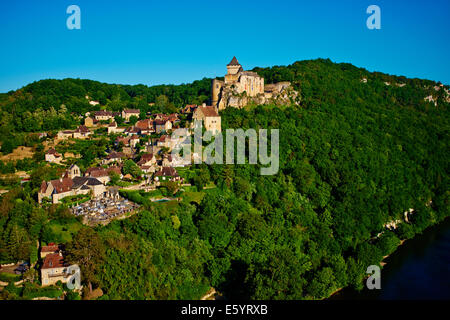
0,59,449,300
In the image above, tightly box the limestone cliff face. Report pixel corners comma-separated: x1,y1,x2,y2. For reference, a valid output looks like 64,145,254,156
217,82,300,110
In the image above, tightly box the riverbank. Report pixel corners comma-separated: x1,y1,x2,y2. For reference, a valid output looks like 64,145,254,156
330,216,450,300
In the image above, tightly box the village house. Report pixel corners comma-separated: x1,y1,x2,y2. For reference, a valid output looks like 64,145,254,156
40,243,63,259
154,119,173,134
57,126,92,140
124,126,141,136
45,148,63,164
40,251,77,287
156,135,171,149
116,135,140,149
85,166,122,185
135,119,155,135
57,130,74,140
73,125,91,139
154,166,182,184
193,104,221,134
137,153,157,174
122,109,140,121
108,122,126,134
93,110,119,121
102,151,127,165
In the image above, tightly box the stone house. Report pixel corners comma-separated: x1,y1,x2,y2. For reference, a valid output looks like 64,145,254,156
73,125,91,139
40,252,76,287
124,126,141,136
135,119,155,135
122,109,140,121
102,152,126,165
154,119,172,134
154,167,182,183
193,105,221,134
108,122,125,134
45,148,63,164
93,111,119,121
57,130,74,140
40,243,63,259
85,166,122,185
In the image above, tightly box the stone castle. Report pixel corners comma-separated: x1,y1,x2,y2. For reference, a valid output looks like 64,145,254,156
212,57,298,110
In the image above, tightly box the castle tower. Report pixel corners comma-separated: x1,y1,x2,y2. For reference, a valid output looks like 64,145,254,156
226,56,242,76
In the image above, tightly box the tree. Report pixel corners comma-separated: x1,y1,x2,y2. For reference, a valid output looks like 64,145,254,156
108,171,120,185
129,115,138,125
66,228,105,294
123,160,142,179
164,181,180,195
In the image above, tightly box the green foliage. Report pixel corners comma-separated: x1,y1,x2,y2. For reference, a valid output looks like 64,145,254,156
123,160,143,178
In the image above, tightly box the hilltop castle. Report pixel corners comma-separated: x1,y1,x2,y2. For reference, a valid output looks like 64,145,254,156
212,57,297,110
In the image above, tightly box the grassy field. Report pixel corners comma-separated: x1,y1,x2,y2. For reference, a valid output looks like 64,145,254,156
182,191,205,204
46,219,83,244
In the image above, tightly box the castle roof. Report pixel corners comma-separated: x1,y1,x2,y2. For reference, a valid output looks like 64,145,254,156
227,56,241,66
241,71,261,78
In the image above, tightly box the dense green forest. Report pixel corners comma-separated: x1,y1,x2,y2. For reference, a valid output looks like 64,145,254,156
0,59,449,299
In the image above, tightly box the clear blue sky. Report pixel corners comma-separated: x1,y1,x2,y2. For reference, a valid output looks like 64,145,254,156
0,0,449,92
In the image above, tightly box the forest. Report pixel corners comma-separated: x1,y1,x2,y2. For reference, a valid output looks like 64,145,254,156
0,58,449,299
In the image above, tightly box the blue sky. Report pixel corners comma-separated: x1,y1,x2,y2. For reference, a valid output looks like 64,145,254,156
0,0,449,92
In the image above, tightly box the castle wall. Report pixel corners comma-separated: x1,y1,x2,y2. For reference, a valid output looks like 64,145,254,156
211,79,223,107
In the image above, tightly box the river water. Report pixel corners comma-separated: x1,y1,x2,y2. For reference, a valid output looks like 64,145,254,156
331,217,450,300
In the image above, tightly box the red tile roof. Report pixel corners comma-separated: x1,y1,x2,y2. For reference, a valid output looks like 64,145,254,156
41,244,60,253
46,148,60,156
42,253,67,269
50,178,74,194
40,181,48,193
136,119,154,130
155,167,179,177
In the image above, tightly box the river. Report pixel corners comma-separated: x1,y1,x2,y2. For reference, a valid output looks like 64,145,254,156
331,217,450,300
